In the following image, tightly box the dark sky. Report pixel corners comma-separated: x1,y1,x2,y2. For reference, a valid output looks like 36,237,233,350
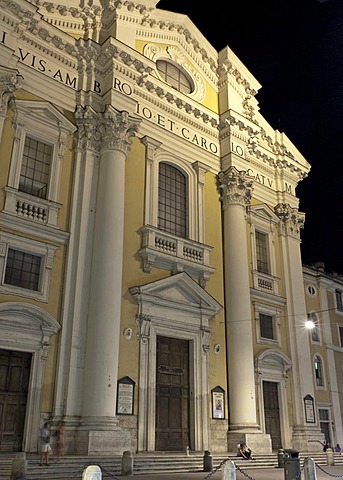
157,0,343,275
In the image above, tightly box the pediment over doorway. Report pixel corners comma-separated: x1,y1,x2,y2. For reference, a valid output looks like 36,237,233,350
130,272,222,322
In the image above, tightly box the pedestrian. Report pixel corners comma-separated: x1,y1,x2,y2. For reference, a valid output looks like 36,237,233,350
54,421,65,462
40,421,52,466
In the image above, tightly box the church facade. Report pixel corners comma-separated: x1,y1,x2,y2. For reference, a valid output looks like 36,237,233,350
0,0,342,456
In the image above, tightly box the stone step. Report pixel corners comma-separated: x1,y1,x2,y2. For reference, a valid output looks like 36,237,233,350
1,451,342,479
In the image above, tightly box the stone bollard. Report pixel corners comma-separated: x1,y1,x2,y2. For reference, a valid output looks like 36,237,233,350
326,447,334,466
222,460,236,480
277,448,284,468
10,452,27,480
82,465,102,480
303,457,317,480
121,450,133,476
203,450,213,472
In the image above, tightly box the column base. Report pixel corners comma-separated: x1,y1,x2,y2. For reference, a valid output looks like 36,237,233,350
292,427,325,452
75,416,132,455
228,431,272,454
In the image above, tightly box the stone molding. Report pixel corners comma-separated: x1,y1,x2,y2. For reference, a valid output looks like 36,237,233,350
218,166,254,208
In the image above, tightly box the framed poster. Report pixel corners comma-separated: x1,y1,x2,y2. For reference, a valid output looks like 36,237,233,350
116,376,135,415
304,394,315,423
212,386,225,419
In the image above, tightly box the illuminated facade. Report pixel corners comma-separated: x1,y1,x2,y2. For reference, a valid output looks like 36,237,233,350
0,0,342,455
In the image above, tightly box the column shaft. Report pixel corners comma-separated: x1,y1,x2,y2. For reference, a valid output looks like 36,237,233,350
82,148,125,417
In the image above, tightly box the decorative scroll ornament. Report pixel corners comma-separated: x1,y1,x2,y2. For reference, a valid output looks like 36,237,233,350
274,203,305,238
217,166,254,208
202,326,211,354
136,314,151,344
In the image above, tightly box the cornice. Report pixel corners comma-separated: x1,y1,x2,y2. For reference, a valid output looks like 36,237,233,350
140,17,217,72
136,29,218,88
136,74,219,130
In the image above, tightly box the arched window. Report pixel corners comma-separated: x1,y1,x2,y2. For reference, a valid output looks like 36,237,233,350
314,355,324,387
156,60,193,94
308,312,320,342
158,162,188,238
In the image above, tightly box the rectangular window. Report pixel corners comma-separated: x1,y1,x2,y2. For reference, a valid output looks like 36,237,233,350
4,248,41,291
255,231,270,274
336,290,343,312
19,136,52,198
311,327,320,343
158,163,188,238
339,326,343,347
259,313,274,339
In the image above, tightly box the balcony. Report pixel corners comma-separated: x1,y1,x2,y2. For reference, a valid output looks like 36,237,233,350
252,269,280,295
139,225,215,287
3,187,61,226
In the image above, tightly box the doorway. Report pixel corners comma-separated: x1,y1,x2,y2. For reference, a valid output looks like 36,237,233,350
155,336,190,451
0,349,31,451
263,381,282,450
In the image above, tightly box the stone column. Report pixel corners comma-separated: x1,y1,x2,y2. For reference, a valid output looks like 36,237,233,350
79,107,140,450
218,167,259,434
275,203,323,450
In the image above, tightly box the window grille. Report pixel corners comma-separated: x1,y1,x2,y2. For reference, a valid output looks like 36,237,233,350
158,163,188,238
156,60,193,94
256,231,270,274
259,313,274,339
4,248,41,291
19,136,52,198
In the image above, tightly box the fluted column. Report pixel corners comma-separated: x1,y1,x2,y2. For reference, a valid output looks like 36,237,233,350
218,167,259,430
82,107,140,421
275,203,323,450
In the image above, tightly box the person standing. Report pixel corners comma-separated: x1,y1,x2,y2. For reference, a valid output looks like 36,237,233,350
40,421,52,466
55,421,65,462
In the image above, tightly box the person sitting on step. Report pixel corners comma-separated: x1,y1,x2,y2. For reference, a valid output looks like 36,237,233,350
238,442,255,460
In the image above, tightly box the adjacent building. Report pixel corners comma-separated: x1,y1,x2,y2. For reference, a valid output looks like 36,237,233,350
0,0,342,456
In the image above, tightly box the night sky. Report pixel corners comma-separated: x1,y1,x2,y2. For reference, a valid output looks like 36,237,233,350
157,0,343,275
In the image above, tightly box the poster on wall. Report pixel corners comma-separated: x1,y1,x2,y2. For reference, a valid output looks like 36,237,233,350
212,386,225,419
116,376,135,415
304,394,315,423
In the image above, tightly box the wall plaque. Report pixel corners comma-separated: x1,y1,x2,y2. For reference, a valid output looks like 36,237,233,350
116,376,135,415
212,386,225,419
304,394,315,423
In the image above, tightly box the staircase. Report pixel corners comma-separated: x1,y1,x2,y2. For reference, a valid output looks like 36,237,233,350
1,451,342,479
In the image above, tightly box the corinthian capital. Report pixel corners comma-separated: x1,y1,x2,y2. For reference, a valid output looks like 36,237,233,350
218,166,254,208
75,105,101,152
75,105,141,154
0,68,23,115
99,106,141,154
274,203,305,238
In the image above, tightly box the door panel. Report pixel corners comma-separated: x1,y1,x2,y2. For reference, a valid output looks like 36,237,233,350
263,381,282,450
156,336,190,451
0,350,31,452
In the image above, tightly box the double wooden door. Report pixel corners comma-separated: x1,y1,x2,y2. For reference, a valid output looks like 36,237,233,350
0,349,31,451
155,336,190,451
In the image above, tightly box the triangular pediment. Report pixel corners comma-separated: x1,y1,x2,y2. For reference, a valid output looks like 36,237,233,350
130,272,222,317
249,203,280,224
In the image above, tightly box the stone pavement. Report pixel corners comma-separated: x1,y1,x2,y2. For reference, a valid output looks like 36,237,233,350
113,464,343,480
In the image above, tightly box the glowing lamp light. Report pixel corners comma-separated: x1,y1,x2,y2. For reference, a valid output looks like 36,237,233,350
305,320,315,330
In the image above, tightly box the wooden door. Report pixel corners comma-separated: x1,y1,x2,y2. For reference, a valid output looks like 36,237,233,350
263,381,282,450
0,349,31,451
155,336,190,451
